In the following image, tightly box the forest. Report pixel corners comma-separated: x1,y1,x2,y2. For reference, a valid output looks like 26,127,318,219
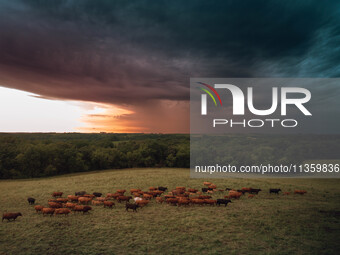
0,133,189,179
0,133,339,179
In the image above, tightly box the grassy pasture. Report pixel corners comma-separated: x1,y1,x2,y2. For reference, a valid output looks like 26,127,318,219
0,168,340,255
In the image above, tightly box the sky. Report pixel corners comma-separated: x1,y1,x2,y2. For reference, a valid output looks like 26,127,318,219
0,0,339,133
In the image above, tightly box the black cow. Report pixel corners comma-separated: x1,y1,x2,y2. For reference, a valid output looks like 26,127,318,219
216,199,232,207
126,203,139,212
249,188,262,194
93,192,102,197
269,188,281,194
83,206,92,213
75,191,86,196
157,186,168,192
27,197,35,205
225,188,232,191
202,188,208,193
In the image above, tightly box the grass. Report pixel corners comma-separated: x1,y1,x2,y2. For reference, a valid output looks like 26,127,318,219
0,168,340,255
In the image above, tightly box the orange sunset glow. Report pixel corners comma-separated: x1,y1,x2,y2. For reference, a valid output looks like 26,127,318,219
0,86,133,133
0,86,189,133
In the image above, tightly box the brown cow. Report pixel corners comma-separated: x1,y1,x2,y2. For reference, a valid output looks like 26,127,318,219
74,205,92,214
67,195,79,202
294,190,307,195
136,200,149,207
54,208,71,216
283,192,291,195
56,198,68,203
191,199,204,205
143,194,153,200
34,205,44,213
96,197,107,202
2,212,22,222
156,197,164,203
117,196,132,203
132,192,141,197
177,199,190,206
130,189,141,194
78,197,92,204
48,202,63,208
204,199,217,206
52,192,63,197
166,198,179,205
144,191,155,196
248,194,255,198
42,208,55,216
64,202,76,209
73,205,84,213
92,200,103,206
103,201,115,208
227,192,242,199
106,193,120,199
153,190,163,196
116,189,126,194
203,182,212,186
173,189,185,195
83,194,95,199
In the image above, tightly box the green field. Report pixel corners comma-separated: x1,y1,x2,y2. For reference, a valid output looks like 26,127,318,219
1,168,340,255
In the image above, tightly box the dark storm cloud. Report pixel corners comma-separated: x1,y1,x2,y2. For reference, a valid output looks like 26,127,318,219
0,0,339,132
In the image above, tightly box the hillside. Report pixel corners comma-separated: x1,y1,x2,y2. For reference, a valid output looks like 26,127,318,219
1,168,340,255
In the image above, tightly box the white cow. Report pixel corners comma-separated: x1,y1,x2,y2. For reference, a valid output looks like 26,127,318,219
134,197,143,202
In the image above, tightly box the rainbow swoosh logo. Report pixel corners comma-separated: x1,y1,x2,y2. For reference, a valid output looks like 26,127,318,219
197,82,223,106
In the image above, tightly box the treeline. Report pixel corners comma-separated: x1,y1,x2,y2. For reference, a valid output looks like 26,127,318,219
0,133,189,179
1,133,339,179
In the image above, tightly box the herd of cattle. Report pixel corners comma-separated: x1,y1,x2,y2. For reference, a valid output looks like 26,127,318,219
2,181,307,221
